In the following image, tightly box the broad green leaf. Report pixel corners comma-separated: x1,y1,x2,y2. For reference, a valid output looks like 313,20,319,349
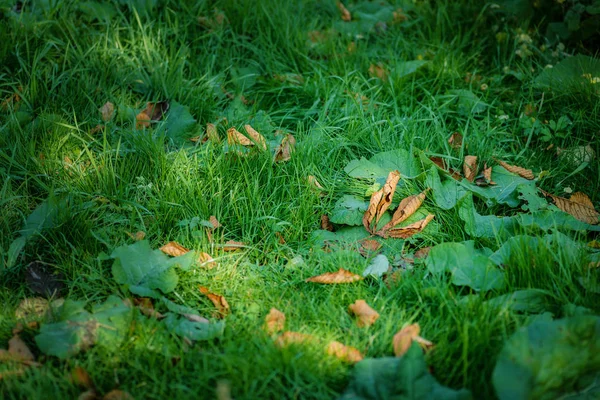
485,290,550,314
92,295,135,349
440,90,487,115
458,194,516,238
345,149,423,182
78,1,117,22
362,254,389,277
111,240,195,298
160,101,196,143
490,232,582,267
426,241,505,291
425,166,468,210
517,184,548,212
534,55,600,94
492,316,600,400
163,313,225,341
517,210,600,232
310,226,371,246
395,61,428,79
340,344,472,400
462,167,535,207
330,195,368,226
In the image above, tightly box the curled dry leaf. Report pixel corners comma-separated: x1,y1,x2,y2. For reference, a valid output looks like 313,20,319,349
393,8,408,23
227,127,252,146
274,134,296,162
540,190,600,225
198,252,217,268
368,63,388,80
135,101,169,129
89,125,105,135
198,286,230,318
99,102,114,122
126,231,146,241
326,341,363,363
209,216,221,229
348,300,379,327
306,268,363,284
496,159,534,180
275,331,314,348
463,156,478,182
384,269,403,289
378,189,429,235
244,125,267,150
160,241,189,257
321,215,334,232
384,214,435,239
393,323,421,357
264,308,286,335
448,132,463,149
363,170,401,233
206,123,220,143
275,232,286,244
1,86,22,111
15,297,49,320
359,239,381,257
337,1,351,21
222,240,245,251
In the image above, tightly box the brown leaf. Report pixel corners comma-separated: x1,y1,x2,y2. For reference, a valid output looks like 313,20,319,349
384,214,435,239
135,101,169,129
209,216,221,229
275,331,314,347
307,175,324,190
275,232,286,244
463,156,478,182
540,190,599,225
368,63,388,80
413,247,431,259
198,286,230,318
337,2,351,21
78,389,101,400
326,341,363,363
321,215,334,232
8,336,34,362
363,170,401,233
160,241,189,257
222,240,245,251
126,231,146,241
99,102,114,122
359,239,381,257
264,308,286,335
274,134,296,162
378,189,429,235
496,159,534,180
134,298,165,319
206,123,220,143
103,390,134,400
392,8,408,23
348,300,379,327
198,252,217,268
306,268,363,284
429,156,447,170
0,86,22,111
244,124,267,150
227,127,252,146
393,323,421,357
384,269,403,289
72,367,95,389
448,132,463,149
89,125,105,135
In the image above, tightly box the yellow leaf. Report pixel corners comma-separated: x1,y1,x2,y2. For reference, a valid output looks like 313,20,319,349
227,127,253,146
209,215,221,229
198,286,230,318
384,214,435,239
307,175,324,190
198,252,217,268
540,190,599,225
348,299,379,327
135,101,169,129
15,297,49,320
305,268,363,284
496,159,534,180
274,134,296,162
264,308,286,335
244,124,267,150
134,298,165,319
126,231,146,241
463,156,478,182
363,170,401,233
337,1,351,21
206,123,220,143
160,241,189,257
99,102,114,122
368,63,388,80
326,341,363,363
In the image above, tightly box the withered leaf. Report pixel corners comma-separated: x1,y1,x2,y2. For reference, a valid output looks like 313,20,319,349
135,101,169,129
307,175,324,190
72,366,95,389
126,231,146,241
198,252,217,268
463,156,478,182
413,247,431,259
321,215,334,232
160,241,189,257
384,269,403,289
358,239,381,257
540,190,599,225
368,63,388,80
134,298,165,319
89,125,105,135
227,127,252,146
209,216,221,229
0,335,38,367
222,240,245,251
363,170,401,233
429,156,447,170
103,390,134,400
0,86,22,111
306,268,363,284
275,331,314,348
264,308,286,335
244,125,267,150
448,132,463,149
274,134,296,162
99,102,114,122
378,189,429,235
384,214,435,239
78,390,100,400
198,286,230,318
348,300,379,327
496,159,534,180
392,8,408,23
206,123,220,143
15,297,49,320
337,1,351,21
275,232,286,244
326,341,363,363
393,323,421,357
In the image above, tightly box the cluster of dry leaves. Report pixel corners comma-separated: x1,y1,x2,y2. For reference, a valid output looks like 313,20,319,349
264,304,433,364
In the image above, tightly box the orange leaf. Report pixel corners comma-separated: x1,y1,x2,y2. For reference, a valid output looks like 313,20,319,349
337,1,351,21
393,323,421,357
358,239,381,257
198,286,230,318
222,240,245,251
384,214,435,239
348,300,379,327
540,190,599,225
99,102,114,122
448,132,463,149
72,366,95,389
275,331,314,348
326,341,363,363
306,268,363,284
321,215,334,232
198,252,217,268
363,170,401,233
274,134,296,162
429,156,447,170
496,159,534,180
244,124,267,150
126,231,146,241
368,63,388,80
135,101,169,129
414,247,431,259
227,127,252,146
209,215,221,229
463,156,478,182
160,241,189,257
378,189,429,235
264,308,286,335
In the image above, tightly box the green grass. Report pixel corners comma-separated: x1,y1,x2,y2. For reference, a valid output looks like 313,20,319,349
1,0,599,399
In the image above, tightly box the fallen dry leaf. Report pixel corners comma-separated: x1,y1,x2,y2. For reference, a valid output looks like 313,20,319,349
0,86,22,111
392,8,408,23
321,215,334,232
206,123,220,143
275,232,286,244
198,252,217,268
209,216,221,229
378,189,429,235
275,331,314,347
72,366,95,389
134,298,165,319
222,240,245,251
358,239,381,257
393,323,420,357
448,132,463,149
15,297,49,320
496,159,534,180
348,300,379,327
264,308,286,335
363,170,401,233
306,268,363,284
414,247,431,259
463,156,478,182
126,231,146,241
540,190,599,225
326,341,363,363
384,214,435,239
274,134,296,162
429,156,447,170
244,125,267,150
103,390,134,400
384,269,403,289
227,127,252,146
0,335,39,367
307,175,324,190
89,124,105,135
369,63,388,80
135,101,169,129
198,286,230,318
160,241,189,257
337,1,351,21
99,102,114,122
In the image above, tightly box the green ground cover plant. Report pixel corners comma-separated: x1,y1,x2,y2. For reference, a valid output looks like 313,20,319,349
0,0,599,398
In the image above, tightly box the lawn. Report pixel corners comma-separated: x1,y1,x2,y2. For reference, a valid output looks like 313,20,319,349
1,0,599,399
